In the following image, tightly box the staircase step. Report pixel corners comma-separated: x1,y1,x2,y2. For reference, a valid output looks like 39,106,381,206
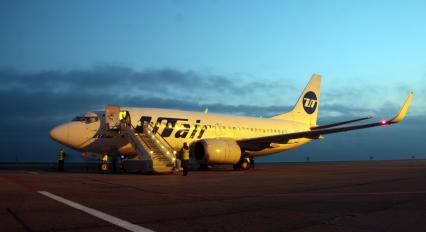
122,126,176,174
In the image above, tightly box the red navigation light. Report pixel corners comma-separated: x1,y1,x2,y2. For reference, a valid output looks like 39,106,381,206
381,120,387,125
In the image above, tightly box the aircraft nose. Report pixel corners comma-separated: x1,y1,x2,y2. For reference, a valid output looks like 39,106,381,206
49,124,69,144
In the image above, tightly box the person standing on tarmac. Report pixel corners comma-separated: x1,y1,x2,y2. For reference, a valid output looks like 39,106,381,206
110,147,119,173
181,142,190,176
58,147,66,171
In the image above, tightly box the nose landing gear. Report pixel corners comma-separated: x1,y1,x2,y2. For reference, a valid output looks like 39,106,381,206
99,153,109,173
99,162,109,173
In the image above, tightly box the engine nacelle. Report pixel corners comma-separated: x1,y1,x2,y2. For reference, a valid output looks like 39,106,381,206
193,138,241,164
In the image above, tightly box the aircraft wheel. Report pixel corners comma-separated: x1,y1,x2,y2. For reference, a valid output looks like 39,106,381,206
99,162,109,173
233,162,250,171
241,161,250,170
199,164,208,170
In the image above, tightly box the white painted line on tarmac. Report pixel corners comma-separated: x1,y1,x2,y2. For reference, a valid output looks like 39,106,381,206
26,171,39,175
38,191,154,232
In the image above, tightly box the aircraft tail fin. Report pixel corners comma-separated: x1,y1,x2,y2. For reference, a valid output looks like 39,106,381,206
272,74,321,125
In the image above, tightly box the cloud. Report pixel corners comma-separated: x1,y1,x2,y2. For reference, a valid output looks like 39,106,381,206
0,65,423,162
0,64,302,117
0,65,294,161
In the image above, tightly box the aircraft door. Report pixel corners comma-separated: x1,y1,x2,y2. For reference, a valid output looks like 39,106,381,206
123,110,131,127
105,105,120,129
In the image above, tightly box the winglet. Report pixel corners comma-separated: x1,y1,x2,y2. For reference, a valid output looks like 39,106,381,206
389,91,414,124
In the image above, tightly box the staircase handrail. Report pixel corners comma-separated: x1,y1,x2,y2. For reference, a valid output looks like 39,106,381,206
122,126,151,160
138,123,177,163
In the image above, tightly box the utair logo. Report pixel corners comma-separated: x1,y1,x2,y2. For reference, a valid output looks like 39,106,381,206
302,91,318,114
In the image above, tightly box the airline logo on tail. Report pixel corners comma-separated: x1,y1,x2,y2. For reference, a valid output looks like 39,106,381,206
303,91,318,114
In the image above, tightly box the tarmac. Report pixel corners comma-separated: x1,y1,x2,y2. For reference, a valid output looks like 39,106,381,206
1,160,426,232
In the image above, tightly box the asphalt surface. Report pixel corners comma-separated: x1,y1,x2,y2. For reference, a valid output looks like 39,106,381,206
1,160,426,232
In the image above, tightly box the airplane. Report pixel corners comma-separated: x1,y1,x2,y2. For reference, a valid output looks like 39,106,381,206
49,74,414,173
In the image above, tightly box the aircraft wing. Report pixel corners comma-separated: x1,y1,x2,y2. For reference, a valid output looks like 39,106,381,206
237,92,413,151
310,116,373,130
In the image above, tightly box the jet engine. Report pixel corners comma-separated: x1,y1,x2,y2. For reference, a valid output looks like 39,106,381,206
193,138,241,164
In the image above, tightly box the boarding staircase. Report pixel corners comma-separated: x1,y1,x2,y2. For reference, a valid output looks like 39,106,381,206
104,105,177,174
121,123,176,174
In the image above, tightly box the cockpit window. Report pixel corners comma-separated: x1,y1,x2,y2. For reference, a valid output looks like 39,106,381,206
72,116,98,124
86,117,98,123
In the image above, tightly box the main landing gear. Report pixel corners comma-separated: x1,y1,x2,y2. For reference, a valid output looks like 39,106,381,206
233,158,250,171
199,164,209,170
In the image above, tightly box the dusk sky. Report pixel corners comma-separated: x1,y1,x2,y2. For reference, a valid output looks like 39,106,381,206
0,0,424,162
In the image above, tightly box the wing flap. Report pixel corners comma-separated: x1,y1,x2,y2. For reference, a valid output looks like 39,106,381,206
311,116,373,130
